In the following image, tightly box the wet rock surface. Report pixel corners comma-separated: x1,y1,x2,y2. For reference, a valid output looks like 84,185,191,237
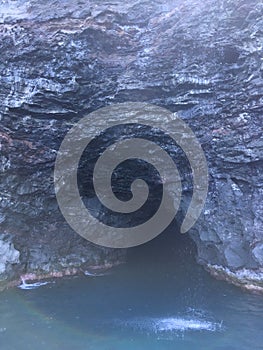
0,0,262,289
0,234,20,278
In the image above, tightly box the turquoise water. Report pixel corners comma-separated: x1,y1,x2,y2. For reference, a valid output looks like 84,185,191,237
0,231,262,350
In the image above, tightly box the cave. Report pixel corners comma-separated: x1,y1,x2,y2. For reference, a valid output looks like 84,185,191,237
0,1,263,348
0,0,262,295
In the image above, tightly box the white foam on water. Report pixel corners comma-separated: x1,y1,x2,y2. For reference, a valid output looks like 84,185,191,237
18,280,53,290
116,315,223,334
84,271,107,277
154,317,218,332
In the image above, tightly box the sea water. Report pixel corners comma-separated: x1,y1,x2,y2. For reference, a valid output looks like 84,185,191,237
0,230,262,350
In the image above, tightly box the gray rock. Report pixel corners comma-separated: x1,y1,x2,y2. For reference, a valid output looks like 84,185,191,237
252,244,263,266
0,234,20,277
224,241,248,269
0,0,262,289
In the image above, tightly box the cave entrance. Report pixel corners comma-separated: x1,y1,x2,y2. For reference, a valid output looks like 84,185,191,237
126,220,198,270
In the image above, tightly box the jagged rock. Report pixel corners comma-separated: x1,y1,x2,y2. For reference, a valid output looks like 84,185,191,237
252,244,263,266
0,234,20,277
0,0,262,290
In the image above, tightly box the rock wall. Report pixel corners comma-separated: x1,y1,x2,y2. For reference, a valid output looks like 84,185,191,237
0,0,262,290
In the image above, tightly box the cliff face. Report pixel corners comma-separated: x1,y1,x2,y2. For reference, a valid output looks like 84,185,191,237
0,0,262,290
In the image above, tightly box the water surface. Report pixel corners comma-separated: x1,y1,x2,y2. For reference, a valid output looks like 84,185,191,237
0,230,262,350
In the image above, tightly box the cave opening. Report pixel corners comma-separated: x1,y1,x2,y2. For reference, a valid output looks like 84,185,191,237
126,219,198,271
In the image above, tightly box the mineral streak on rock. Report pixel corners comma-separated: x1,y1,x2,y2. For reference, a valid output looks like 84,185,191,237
0,0,262,290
